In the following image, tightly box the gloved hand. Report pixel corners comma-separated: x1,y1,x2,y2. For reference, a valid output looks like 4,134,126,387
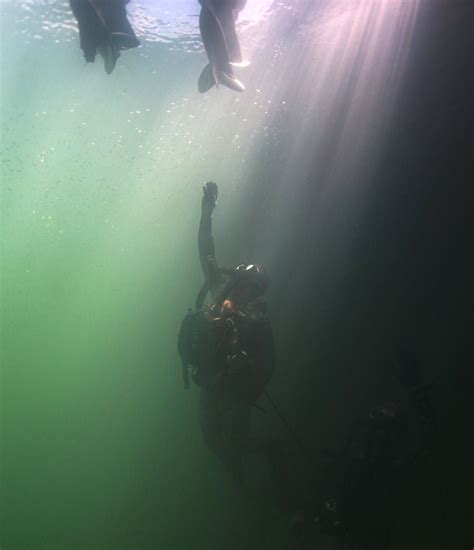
202,181,218,216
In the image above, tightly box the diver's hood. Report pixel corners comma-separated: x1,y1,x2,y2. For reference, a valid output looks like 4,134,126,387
224,264,268,305
195,264,269,312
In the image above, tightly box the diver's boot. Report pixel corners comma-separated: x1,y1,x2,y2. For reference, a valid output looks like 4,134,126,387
217,70,245,92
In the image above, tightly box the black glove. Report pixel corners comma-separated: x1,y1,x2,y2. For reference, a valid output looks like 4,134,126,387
202,181,218,216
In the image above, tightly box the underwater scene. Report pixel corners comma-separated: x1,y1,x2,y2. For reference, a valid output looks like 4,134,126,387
1,1,471,549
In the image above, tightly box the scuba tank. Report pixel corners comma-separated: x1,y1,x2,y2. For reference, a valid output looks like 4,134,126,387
177,304,230,389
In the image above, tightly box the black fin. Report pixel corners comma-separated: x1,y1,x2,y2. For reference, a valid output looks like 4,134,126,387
198,63,216,93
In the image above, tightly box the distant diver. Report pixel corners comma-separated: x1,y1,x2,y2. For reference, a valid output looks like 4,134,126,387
70,0,139,75
309,351,439,550
198,0,249,93
178,182,291,499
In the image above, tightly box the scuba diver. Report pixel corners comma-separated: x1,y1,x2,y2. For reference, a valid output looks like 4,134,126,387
198,0,249,93
178,182,286,492
309,351,438,550
70,0,139,75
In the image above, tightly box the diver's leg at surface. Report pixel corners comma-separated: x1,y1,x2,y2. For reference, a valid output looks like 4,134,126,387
70,0,106,62
89,0,139,73
199,4,216,67
199,5,229,92
91,0,140,50
199,5,219,91
198,3,245,92
216,1,243,65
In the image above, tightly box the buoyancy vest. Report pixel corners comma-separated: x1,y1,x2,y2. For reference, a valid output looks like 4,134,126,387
177,301,274,401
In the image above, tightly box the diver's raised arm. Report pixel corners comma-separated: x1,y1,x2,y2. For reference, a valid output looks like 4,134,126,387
198,181,219,285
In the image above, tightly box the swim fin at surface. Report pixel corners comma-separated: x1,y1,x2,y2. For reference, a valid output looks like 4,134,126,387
198,63,245,93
